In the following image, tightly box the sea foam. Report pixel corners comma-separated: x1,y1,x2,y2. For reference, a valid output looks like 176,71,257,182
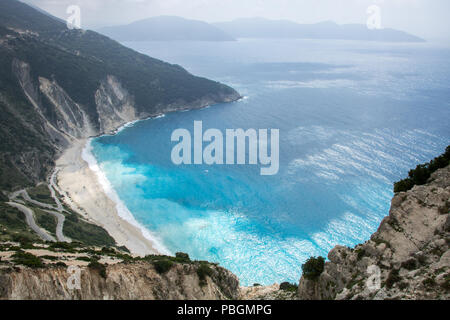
81,139,171,255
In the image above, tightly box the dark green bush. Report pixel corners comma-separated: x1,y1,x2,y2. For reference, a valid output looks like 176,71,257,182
279,282,298,292
88,261,107,279
356,248,366,260
197,263,213,286
101,247,116,255
385,269,401,288
422,277,436,288
49,241,82,253
76,256,92,262
394,146,450,193
40,255,58,261
401,258,417,271
302,256,325,281
175,252,190,263
153,259,174,274
12,250,44,268
117,245,130,253
55,262,67,268
11,234,34,245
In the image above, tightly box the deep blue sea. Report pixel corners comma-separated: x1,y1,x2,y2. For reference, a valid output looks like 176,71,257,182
88,39,450,286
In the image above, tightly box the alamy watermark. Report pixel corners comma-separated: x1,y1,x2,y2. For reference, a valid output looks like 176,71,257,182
66,5,81,30
67,265,81,290
366,2,383,30
366,265,381,291
171,121,279,175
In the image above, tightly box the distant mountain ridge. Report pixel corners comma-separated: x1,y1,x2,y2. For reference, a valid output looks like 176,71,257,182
98,16,236,42
213,17,425,42
99,16,424,43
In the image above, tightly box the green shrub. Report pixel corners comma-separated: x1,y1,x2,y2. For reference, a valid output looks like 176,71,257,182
401,258,417,271
117,245,130,253
55,262,67,268
386,269,401,288
197,263,213,286
63,214,116,247
422,277,436,288
153,259,174,274
302,256,325,281
40,255,58,261
12,234,36,246
12,250,44,268
34,209,57,237
27,184,55,205
88,261,107,279
175,252,190,263
394,146,450,193
49,242,80,252
101,247,116,255
356,248,366,260
279,282,298,292
76,256,92,262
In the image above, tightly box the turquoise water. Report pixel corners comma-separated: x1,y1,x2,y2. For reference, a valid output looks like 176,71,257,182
89,39,450,286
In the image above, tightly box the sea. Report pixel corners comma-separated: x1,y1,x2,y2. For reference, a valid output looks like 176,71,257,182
85,39,450,286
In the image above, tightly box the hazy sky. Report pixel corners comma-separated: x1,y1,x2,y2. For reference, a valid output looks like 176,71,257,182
22,0,450,40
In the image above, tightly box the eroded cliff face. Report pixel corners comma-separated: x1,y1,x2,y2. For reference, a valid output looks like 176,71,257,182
298,166,450,300
39,77,96,139
13,59,139,142
0,261,240,300
95,75,137,134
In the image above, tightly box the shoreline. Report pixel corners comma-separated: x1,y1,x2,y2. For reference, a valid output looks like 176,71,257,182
55,137,165,256
54,97,245,256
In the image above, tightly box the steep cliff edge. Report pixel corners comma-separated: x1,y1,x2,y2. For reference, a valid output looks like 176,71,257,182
0,263,239,300
0,262,239,300
298,165,450,300
0,249,239,300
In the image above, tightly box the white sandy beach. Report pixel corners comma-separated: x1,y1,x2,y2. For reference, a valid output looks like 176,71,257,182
55,138,163,256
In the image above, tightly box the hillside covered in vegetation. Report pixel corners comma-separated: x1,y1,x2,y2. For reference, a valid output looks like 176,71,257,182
0,0,240,191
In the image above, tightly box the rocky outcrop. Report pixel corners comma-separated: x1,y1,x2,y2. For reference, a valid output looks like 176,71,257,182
298,165,450,300
240,284,298,300
0,261,240,300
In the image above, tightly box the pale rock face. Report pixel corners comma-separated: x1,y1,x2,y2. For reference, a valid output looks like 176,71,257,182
13,59,140,142
0,262,240,300
39,77,96,139
95,75,137,134
298,165,450,300
239,284,298,300
12,59,71,147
